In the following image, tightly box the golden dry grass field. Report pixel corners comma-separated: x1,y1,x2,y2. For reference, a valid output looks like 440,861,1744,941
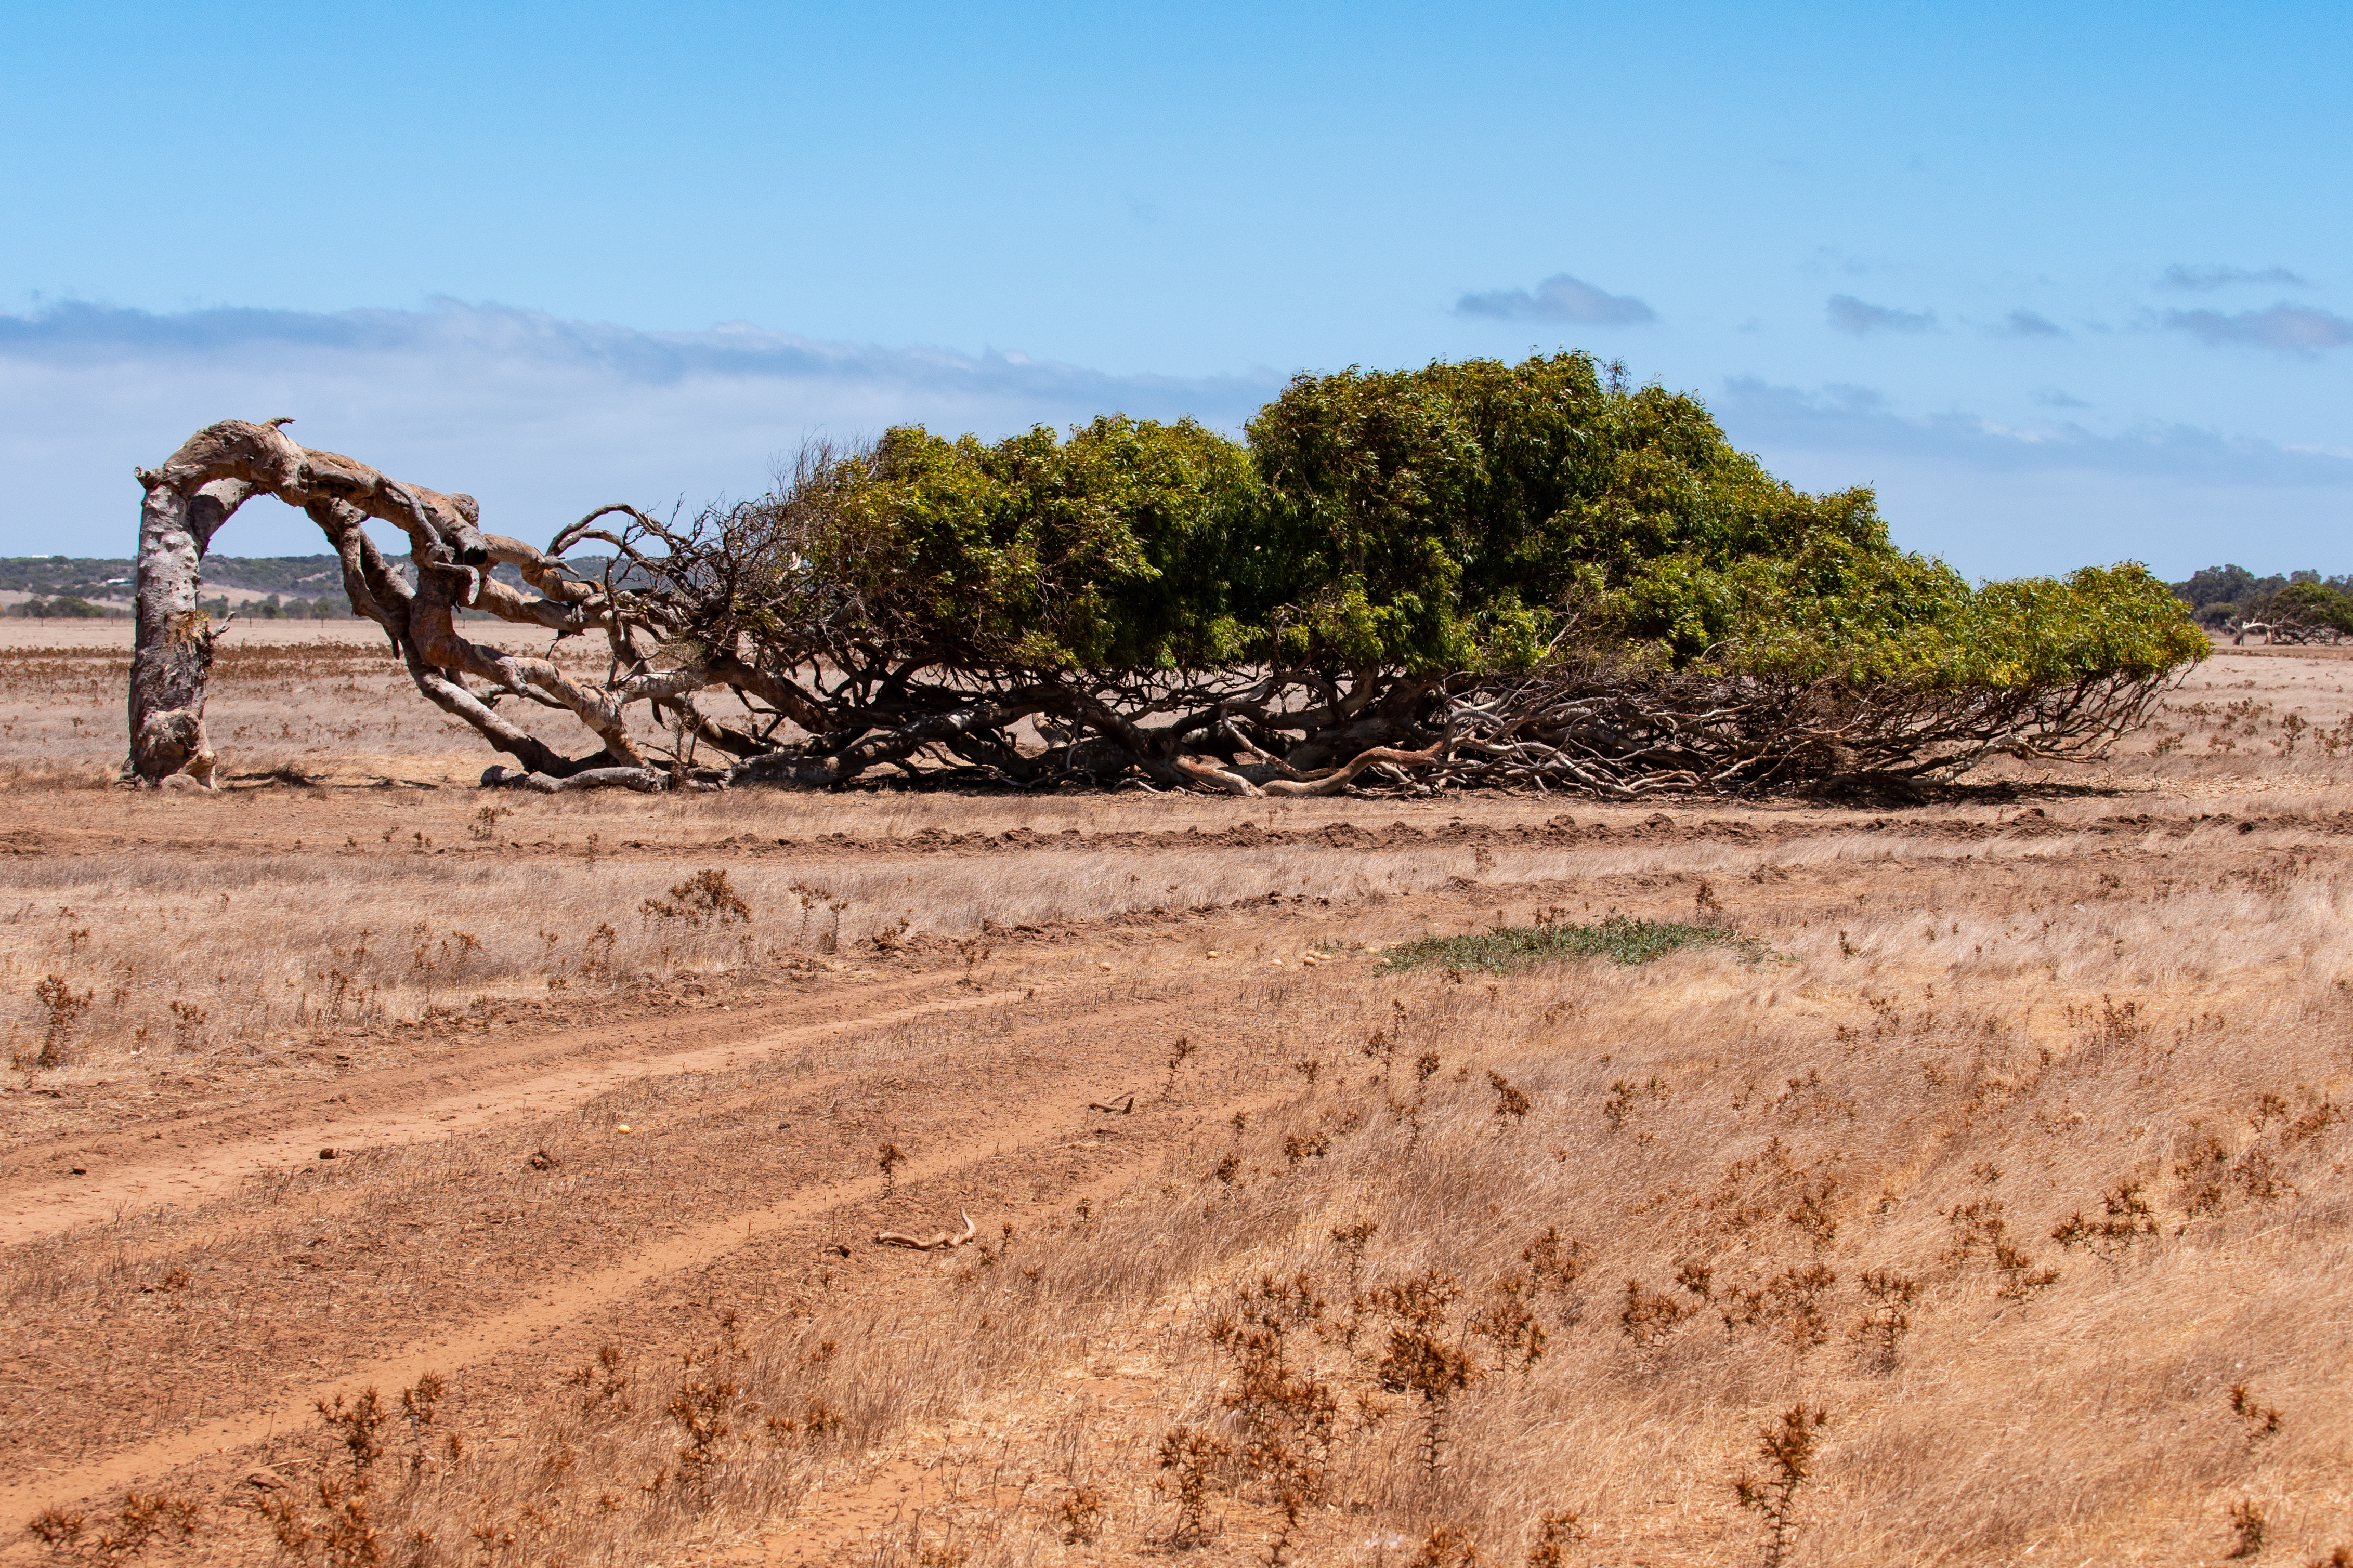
3,623,2351,1567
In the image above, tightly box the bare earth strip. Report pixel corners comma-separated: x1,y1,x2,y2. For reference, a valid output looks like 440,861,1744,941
0,979,1013,1246
0,992,1239,1526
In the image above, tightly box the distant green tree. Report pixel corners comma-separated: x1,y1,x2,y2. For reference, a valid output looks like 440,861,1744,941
2253,580,2353,636
2191,600,2239,629
2174,564,2273,609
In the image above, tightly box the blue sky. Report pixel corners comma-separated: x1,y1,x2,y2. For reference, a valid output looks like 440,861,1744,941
3,1,2347,578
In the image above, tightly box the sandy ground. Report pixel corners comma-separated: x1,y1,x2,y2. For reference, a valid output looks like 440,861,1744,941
3,641,2351,1566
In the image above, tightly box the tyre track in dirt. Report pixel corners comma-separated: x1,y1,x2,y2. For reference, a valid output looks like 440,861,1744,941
0,948,1336,1539
0,880,1370,1271
2,834,2259,1548
0,977,1020,1247
0,967,958,1177
0,1110,1054,1526
0,953,1269,1277
0,829,2190,1248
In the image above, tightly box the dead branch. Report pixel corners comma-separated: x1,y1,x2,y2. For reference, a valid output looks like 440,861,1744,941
872,1211,977,1251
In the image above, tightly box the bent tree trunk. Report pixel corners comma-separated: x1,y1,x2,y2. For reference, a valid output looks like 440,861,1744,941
124,418,664,788
127,469,252,785
125,419,2183,797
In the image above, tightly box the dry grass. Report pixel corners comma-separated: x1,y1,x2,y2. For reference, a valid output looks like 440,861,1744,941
6,636,2353,1566
6,789,2339,1086
232,876,2353,1566
0,794,1603,1079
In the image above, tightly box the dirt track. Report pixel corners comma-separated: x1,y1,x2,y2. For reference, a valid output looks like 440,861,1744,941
0,805,2334,1553
6,646,2353,1564
2,844,1471,1555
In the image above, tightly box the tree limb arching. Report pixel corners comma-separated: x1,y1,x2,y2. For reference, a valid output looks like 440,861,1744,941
126,419,679,788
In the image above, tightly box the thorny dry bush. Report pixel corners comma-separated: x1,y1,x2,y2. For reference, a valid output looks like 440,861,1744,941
240,866,2353,1567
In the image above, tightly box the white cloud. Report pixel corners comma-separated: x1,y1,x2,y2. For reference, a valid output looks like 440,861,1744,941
1825,295,1936,335
0,301,1276,557
2160,303,2353,354
1453,274,1657,325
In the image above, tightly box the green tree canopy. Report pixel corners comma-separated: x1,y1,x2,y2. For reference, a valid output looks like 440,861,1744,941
2253,578,2353,635
761,352,2203,697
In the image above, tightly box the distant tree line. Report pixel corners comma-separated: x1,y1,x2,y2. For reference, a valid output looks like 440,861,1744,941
2171,565,2353,637
3,552,639,630
4,552,608,621
2,552,351,601
6,595,127,620
6,589,361,620
197,594,348,621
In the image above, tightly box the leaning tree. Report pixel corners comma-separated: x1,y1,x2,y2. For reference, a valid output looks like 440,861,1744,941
124,354,2207,797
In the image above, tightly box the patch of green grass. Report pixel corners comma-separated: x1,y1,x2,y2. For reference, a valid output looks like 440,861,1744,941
1375,916,1747,975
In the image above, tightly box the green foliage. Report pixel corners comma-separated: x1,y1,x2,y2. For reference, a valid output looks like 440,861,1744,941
2174,563,2270,609
1246,352,1897,671
2172,564,2353,612
804,415,1258,669
1376,916,1753,974
2256,579,2353,634
1722,561,2208,687
777,354,2205,692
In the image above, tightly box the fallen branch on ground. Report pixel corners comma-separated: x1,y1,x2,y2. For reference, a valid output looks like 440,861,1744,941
873,1211,977,1251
